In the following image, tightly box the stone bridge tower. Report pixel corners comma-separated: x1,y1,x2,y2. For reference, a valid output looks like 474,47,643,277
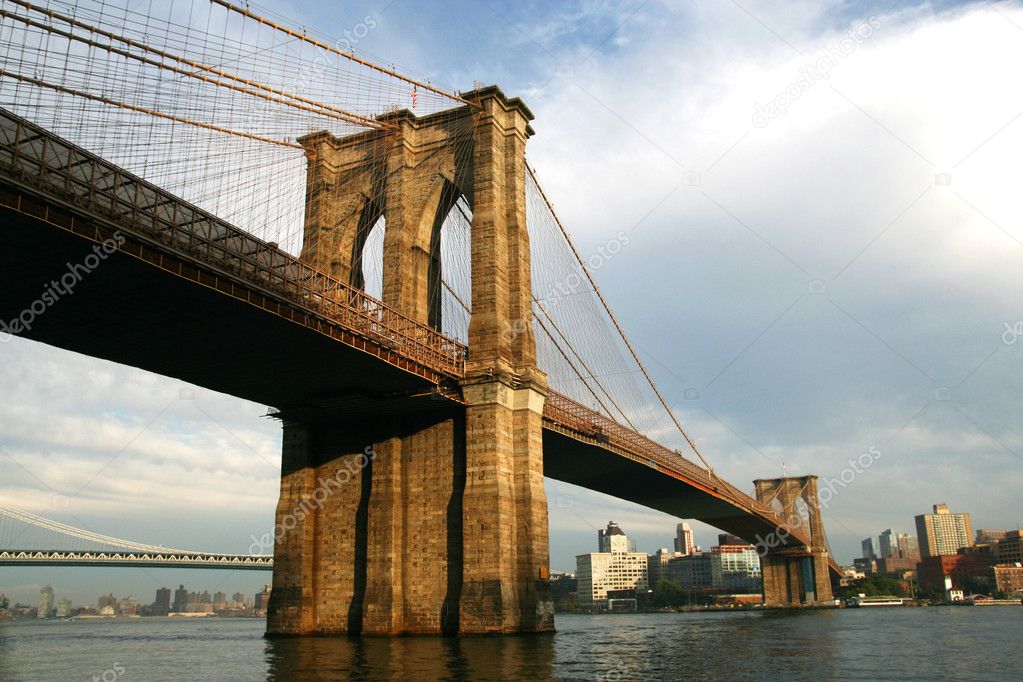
267,87,552,635
753,475,835,606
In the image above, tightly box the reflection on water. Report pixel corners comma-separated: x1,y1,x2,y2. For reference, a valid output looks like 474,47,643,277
265,633,556,681
1,608,1021,681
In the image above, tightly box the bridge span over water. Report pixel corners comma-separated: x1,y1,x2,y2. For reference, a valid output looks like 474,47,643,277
0,0,839,636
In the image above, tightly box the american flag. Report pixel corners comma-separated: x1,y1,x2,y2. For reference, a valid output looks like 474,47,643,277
411,86,418,110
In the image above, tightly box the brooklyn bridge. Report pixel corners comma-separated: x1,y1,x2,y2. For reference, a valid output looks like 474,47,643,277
0,0,839,635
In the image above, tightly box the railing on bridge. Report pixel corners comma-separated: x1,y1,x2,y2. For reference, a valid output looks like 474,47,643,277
0,549,272,569
0,107,467,379
544,391,805,531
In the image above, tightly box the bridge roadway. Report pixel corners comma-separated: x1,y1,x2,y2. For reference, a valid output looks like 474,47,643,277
0,549,272,570
0,108,840,580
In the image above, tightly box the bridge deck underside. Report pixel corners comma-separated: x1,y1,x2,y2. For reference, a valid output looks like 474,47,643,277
545,431,805,552
0,207,441,414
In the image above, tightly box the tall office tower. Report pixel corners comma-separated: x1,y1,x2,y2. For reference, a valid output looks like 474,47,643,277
674,522,695,555
37,585,54,619
896,533,919,560
915,503,973,558
878,529,897,559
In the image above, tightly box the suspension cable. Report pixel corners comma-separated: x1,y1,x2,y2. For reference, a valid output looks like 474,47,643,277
526,162,718,476
0,6,387,130
210,0,475,107
0,70,303,149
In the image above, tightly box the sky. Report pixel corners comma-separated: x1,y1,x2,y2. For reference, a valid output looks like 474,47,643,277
3,0,1023,606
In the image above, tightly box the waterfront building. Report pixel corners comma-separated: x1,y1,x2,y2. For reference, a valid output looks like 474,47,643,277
710,543,762,593
232,592,246,608
667,552,713,589
37,586,54,619
993,565,1023,596
647,548,677,588
915,503,972,558
55,598,72,618
577,522,649,608
254,585,272,614
117,596,139,616
861,537,876,561
172,584,188,613
994,530,1023,564
674,522,695,555
213,591,227,607
154,588,171,615
97,593,117,610
917,549,993,591
576,552,649,607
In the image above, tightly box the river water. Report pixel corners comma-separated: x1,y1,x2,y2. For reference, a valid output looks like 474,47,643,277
1,608,1021,680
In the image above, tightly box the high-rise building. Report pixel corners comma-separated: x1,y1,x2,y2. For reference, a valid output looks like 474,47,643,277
896,533,919,560
915,503,973,558
37,585,54,619
576,553,649,607
172,584,188,613
97,593,117,610
0,593,8,610
674,522,695,555
647,548,676,587
199,590,211,604
213,591,227,607
55,598,72,618
254,585,272,613
710,543,762,593
667,553,713,589
861,537,876,561
117,597,139,616
598,521,635,553
154,588,171,615
577,522,649,608
977,529,1009,546
878,529,897,559
994,530,1023,564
